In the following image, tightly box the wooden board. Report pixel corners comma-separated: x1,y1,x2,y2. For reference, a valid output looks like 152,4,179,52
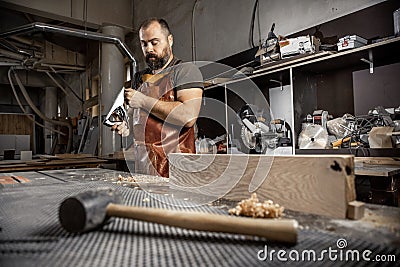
354,157,400,177
169,153,355,219
355,165,400,177
0,113,34,150
0,158,108,172
355,157,400,166
54,153,96,159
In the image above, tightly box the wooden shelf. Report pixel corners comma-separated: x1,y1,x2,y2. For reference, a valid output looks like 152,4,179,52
295,148,400,157
204,36,400,90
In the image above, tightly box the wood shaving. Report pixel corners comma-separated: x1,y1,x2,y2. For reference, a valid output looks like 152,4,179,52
113,174,168,187
229,193,284,218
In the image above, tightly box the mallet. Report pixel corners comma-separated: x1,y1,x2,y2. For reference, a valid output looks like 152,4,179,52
59,188,298,243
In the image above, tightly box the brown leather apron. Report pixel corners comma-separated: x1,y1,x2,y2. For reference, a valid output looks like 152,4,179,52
132,71,195,177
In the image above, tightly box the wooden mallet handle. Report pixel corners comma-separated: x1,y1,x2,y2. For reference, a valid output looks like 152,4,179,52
107,204,298,243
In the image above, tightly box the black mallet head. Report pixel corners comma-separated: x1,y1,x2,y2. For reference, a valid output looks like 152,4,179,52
59,187,123,233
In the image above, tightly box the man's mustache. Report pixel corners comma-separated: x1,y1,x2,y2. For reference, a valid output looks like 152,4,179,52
146,53,158,59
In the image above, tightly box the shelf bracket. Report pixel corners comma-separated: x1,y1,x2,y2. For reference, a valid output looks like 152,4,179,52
270,79,283,90
360,50,374,74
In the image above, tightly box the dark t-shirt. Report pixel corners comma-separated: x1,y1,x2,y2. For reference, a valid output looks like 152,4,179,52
133,57,204,92
131,57,203,177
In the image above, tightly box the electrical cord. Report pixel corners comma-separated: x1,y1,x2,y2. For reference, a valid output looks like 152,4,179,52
340,114,386,153
191,0,200,61
249,0,259,48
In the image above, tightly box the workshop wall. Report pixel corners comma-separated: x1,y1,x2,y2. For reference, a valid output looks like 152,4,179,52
0,0,133,29
132,0,386,63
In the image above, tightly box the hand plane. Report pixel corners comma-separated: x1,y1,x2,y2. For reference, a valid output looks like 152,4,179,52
103,86,129,127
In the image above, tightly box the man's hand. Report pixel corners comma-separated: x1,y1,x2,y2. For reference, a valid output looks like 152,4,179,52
111,121,130,137
125,88,147,109
124,86,202,128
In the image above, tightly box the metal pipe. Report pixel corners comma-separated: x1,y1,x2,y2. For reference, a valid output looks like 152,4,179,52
12,68,73,152
44,87,58,154
0,38,33,57
41,63,86,71
45,71,69,95
7,68,66,136
48,66,84,102
0,62,21,66
100,25,125,156
0,22,136,73
9,35,43,48
1,22,139,153
0,48,26,60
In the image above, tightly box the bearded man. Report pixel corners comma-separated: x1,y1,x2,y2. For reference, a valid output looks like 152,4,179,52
113,18,203,177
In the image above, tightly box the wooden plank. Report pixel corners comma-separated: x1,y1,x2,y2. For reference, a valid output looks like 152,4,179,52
38,158,107,166
54,153,96,159
0,176,17,184
253,51,334,74
355,157,400,166
12,175,31,183
169,154,355,219
0,158,108,172
0,113,34,151
355,165,400,177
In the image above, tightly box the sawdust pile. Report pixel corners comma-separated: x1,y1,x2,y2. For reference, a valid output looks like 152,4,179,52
229,193,284,218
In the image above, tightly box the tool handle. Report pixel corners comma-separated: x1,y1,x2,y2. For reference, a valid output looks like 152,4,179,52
332,137,351,147
107,204,298,243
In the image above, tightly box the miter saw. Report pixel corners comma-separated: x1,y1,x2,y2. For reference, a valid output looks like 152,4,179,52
238,104,279,154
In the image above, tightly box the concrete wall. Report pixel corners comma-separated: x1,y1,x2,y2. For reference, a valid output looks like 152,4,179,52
132,0,386,63
0,0,133,28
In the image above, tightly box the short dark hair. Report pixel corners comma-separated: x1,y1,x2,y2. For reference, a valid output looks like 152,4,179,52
139,18,172,36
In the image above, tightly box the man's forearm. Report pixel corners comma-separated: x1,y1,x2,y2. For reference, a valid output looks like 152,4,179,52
140,95,201,127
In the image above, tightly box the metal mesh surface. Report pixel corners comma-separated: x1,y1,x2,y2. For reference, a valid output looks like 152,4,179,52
0,171,399,267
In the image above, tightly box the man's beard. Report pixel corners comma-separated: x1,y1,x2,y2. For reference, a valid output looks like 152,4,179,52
145,48,170,71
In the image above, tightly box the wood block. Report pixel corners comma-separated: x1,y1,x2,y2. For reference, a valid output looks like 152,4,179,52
347,201,365,220
169,154,356,218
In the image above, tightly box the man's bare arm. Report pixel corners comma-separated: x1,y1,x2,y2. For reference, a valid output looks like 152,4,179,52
127,88,202,127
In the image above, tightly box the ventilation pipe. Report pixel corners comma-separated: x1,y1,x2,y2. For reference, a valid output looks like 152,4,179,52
100,25,125,156
0,22,136,74
1,22,138,155
44,87,58,154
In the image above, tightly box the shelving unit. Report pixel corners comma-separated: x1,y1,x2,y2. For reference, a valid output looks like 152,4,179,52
206,37,400,88
201,36,400,155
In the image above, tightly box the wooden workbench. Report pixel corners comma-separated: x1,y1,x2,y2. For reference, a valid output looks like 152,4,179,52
0,168,399,266
354,157,400,207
